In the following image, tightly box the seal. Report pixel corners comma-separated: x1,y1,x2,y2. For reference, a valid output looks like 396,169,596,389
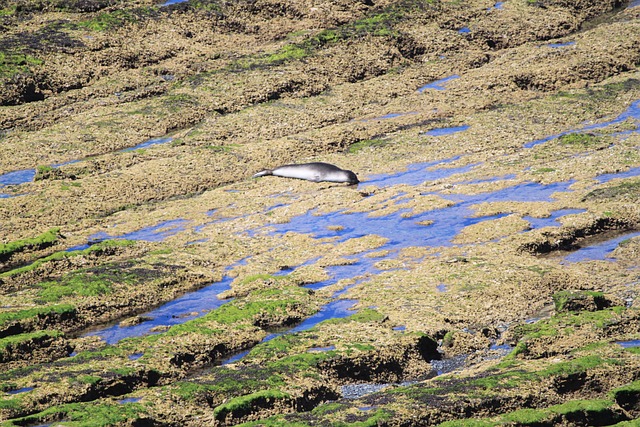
253,162,359,185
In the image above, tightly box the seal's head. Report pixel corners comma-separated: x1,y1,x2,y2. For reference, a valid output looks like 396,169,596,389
343,170,360,185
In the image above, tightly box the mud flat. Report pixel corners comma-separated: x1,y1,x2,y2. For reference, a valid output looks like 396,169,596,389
1,0,640,425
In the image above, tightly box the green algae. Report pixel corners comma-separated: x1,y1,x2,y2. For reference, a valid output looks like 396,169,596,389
557,132,601,147
75,374,102,385
0,395,22,411
0,304,76,331
552,290,607,312
610,379,640,401
441,398,618,426
0,329,63,351
2,400,150,427
236,407,392,427
35,264,143,303
510,306,626,347
37,273,113,302
348,139,387,153
0,51,43,79
75,8,151,32
161,288,309,333
0,239,135,279
323,308,387,325
213,389,291,421
0,227,60,262
229,7,407,71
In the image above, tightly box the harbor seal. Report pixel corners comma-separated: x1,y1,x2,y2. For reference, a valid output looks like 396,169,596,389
253,162,359,185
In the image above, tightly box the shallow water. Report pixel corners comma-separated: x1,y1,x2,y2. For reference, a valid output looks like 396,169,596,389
416,75,459,92
161,0,189,5
562,230,640,263
221,298,358,364
523,208,586,229
363,156,471,187
308,345,336,352
89,218,191,243
119,137,173,152
363,112,418,121
422,125,470,137
85,276,234,344
7,387,34,395
524,99,640,148
544,41,575,48
118,397,142,404
0,169,35,196
595,165,640,183
436,284,448,292
617,339,640,348
0,168,35,186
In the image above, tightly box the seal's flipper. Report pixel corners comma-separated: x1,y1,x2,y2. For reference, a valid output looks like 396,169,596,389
252,170,273,178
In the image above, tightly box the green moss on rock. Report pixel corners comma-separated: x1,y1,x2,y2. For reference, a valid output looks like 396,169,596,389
0,227,60,262
0,304,76,331
0,239,135,279
213,389,290,421
3,400,149,427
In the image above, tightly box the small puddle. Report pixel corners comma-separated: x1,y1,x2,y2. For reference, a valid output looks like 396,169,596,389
417,75,459,92
128,353,144,361
342,383,389,399
617,339,640,348
524,208,586,229
431,354,467,376
422,125,470,137
562,230,640,263
458,27,471,34
488,2,504,10
7,387,34,395
544,41,575,48
308,345,336,352
436,284,448,292
117,397,142,404
360,112,419,122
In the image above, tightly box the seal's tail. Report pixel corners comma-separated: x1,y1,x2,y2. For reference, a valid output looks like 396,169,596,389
252,170,273,178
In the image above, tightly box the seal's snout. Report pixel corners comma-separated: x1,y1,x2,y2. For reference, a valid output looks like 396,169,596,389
345,170,359,185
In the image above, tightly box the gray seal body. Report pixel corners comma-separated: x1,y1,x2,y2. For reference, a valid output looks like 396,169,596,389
253,162,359,185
